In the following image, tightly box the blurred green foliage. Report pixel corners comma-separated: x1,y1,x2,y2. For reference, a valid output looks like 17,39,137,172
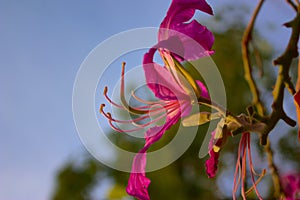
52,159,100,200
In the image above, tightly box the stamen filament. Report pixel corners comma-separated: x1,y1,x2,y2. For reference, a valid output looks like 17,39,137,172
120,62,148,115
104,87,127,110
171,54,201,98
104,83,166,113
241,138,247,200
246,133,264,199
131,91,165,105
233,134,246,200
233,133,264,200
132,104,178,127
159,51,201,99
100,101,178,125
104,89,153,112
160,50,185,89
103,87,179,116
106,103,180,133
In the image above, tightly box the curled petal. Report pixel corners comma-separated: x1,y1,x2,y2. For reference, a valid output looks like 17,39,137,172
126,153,151,200
126,113,182,200
160,0,213,31
143,48,190,101
159,0,214,60
196,80,209,99
205,130,222,178
205,149,219,178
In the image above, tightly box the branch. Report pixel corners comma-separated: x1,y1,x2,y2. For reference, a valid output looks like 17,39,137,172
286,0,298,11
242,0,266,116
242,2,299,199
264,139,285,199
261,8,300,144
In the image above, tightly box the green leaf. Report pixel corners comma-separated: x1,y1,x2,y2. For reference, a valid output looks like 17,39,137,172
182,112,220,127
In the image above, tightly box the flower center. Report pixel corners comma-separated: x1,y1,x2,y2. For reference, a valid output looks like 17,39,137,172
100,62,183,133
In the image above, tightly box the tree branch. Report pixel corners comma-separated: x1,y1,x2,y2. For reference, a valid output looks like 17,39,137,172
264,139,285,199
261,7,300,144
286,0,298,11
242,0,266,116
242,2,299,199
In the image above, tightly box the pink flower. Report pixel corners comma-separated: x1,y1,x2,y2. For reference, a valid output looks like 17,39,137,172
101,0,214,199
127,0,213,198
281,173,300,200
127,50,208,200
101,54,209,200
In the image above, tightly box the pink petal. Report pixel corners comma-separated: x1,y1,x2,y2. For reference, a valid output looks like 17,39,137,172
196,80,209,99
205,130,220,178
205,149,219,178
160,0,213,31
143,48,189,101
159,0,214,60
281,174,300,199
126,113,182,200
126,153,151,200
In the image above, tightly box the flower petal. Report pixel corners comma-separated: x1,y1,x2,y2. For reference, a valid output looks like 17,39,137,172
205,124,228,178
205,149,219,178
196,80,209,99
126,153,151,200
205,130,220,178
159,0,214,60
160,0,213,31
143,48,188,101
126,113,182,200
281,174,300,199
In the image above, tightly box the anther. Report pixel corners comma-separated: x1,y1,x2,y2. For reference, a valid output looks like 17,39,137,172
103,86,108,95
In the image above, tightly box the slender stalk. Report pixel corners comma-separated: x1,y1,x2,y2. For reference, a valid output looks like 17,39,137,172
264,139,285,199
286,0,298,11
242,0,266,116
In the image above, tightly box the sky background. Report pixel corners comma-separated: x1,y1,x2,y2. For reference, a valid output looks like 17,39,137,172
0,0,296,199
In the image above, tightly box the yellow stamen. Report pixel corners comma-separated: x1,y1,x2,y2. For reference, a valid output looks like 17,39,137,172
171,55,201,98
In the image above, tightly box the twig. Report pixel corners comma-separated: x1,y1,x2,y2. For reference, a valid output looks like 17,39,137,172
264,139,285,199
285,77,296,95
258,6,300,198
242,0,266,116
242,1,299,199
286,0,298,11
261,7,300,145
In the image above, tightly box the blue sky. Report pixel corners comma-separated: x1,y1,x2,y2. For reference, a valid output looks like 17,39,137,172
0,0,295,199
